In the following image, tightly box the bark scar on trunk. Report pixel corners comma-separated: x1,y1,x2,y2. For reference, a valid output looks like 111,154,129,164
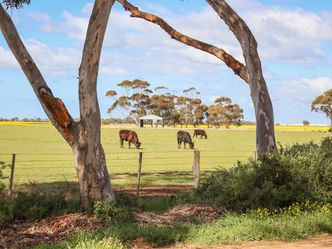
38,86,73,128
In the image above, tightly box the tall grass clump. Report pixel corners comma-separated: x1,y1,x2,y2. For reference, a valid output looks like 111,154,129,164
190,137,332,211
67,237,124,249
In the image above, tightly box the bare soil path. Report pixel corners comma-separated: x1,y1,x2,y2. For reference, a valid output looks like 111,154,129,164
130,236,332,249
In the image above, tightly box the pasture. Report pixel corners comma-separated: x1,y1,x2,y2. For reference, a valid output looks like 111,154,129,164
0,123,329,187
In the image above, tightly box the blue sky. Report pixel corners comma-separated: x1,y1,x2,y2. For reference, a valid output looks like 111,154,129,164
0,0,332,124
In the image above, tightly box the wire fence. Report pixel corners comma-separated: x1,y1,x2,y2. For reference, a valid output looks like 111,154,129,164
0,149,256,190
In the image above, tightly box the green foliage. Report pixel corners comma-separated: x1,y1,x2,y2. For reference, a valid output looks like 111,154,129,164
312,88,332,127
93,201,133,224
67,237,124,249
186,206,332,245
189,137,332,211
0,191,80,225
2,0,30,9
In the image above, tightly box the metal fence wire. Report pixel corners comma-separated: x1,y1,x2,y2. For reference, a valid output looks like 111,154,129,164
0,150,256,190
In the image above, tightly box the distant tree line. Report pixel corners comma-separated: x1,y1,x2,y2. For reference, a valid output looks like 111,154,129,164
0,117,48,122
106,79,244,128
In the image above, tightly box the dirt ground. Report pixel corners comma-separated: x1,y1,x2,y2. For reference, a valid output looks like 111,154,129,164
165,236,332,249
128,236,332,249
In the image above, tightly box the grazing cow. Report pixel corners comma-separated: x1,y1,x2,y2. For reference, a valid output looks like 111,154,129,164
119,130,141,149
177,130,194,149
193,129,207,139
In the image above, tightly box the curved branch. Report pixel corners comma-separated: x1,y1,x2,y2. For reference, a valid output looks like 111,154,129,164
207,0,262,83
116,0,248,83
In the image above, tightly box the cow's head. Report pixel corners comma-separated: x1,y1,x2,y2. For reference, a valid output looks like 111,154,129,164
135,141,141,149
190,142,195,149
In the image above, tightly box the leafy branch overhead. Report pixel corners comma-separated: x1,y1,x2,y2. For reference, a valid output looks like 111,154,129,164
2,0,30,9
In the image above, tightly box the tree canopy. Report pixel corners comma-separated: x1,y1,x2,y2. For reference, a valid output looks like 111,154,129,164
312,89,332,129
2,0,30,9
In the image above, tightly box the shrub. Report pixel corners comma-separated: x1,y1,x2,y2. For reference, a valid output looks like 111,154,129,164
190,137,332,211
93,201,133,224
0,191,81,225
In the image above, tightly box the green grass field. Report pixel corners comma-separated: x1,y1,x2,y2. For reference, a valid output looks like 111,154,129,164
0,124,330,187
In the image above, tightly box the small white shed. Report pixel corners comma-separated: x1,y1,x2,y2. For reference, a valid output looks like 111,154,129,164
139,114,164,127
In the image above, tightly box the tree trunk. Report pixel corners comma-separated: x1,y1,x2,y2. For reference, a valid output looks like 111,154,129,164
78,0,116,210
250,79,276,155
73,124,114,211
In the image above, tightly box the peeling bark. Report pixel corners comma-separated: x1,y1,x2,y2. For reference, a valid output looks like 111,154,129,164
0,0,116,211
117,0,276,157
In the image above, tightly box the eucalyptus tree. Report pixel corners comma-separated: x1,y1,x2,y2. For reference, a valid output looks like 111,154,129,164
312,89,332,130
106,79,152,125
116,0,276,157
0,0,116,210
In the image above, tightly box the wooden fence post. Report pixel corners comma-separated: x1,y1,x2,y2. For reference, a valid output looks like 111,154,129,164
253,151,257,161
9,153,16,196
136,152,143,197
192,150,200,189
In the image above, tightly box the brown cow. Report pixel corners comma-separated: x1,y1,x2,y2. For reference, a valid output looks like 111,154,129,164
193,129,207,139
119,130,141,149
177,130,194,149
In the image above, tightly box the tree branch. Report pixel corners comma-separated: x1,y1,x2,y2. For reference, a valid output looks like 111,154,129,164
78,0,115,122
116,0,248,83
207,0,262,83
0,3,75,144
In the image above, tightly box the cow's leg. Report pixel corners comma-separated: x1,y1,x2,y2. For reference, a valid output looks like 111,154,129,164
184,142,186,149
120,138,124,148
128,141,131,149
177,139,181,149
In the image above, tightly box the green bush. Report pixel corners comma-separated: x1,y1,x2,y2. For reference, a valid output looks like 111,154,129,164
0,191,81,225
93,201,133,224
190,137,332,211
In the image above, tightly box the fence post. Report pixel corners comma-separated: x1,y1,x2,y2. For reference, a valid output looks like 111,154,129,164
192,150,200,189
253,151,257,161
136,152,143,197
9,153,16,196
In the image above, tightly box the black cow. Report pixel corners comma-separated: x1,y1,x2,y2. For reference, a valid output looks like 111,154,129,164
177,130,194,149
193,129,207,139
119,130,141,149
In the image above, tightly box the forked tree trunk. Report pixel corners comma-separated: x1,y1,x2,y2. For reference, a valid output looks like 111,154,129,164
117,0,276,157
0,0,116,211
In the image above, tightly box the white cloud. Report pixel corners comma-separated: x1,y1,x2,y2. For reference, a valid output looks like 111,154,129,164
275,77,332,105
0,46,20,69
24,39,81,76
